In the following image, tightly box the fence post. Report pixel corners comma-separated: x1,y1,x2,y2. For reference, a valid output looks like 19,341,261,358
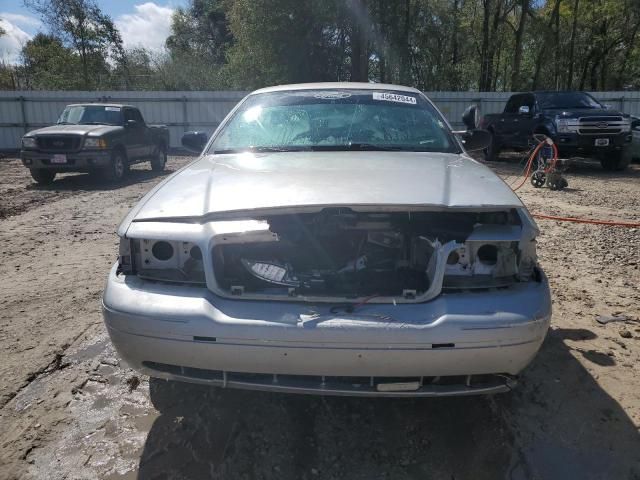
19,96,27,135
182,96,189,133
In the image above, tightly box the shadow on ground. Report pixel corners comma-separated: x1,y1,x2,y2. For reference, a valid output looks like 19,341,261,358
136,330,639,480
26,167,174,192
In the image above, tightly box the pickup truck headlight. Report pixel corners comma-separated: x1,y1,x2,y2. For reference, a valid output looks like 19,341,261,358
556,116,579,133
118,238,206,284
84,138,107,149
22,137,37,149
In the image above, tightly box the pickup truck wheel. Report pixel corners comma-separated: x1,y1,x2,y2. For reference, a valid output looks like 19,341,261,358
150,145,167,172
600,150,631,171
104,151,129,182
484,133,500,161
29,169,56,185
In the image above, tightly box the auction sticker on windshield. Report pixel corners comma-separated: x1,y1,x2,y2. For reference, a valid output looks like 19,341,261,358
373,92,417,105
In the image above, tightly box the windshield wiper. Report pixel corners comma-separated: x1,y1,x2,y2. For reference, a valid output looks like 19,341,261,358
82,122,116,125
347,143,406,151
56,122,76,125
213,146,313,154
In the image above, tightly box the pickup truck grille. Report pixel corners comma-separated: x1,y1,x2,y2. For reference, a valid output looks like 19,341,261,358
578,116,624,135
36,135,81,152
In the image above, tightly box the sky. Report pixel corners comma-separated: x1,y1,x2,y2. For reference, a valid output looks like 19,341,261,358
0,0,187,63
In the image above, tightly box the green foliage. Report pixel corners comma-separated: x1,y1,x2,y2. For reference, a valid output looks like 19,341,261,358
3,0,640,91
24,0,125,89
20,33,83,89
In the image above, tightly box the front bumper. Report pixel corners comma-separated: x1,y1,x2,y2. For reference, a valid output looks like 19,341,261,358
102,264,552,396
21,149,111,170
555,132,631,155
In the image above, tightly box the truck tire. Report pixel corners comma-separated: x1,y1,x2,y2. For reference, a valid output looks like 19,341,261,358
104,150,129,182
29,169,56,185
600,149,631,171
484,132,500,161
150,144,167,172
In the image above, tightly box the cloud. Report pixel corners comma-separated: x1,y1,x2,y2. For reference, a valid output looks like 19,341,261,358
0,17,33,63
116,2,174,52
0,12,42,29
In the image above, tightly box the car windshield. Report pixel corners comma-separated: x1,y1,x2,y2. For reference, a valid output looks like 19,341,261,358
57,105,123,126
209,89,458,154
536,92,602,109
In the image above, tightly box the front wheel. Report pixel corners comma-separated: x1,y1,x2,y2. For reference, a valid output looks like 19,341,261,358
104,150,129,182
484,132,500,161
29,169,56,185
600,149,631,171
150,145,167,172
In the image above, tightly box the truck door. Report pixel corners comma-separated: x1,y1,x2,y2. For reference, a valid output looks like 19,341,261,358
514,94,536,149
123,108,146,159
494,94,524,148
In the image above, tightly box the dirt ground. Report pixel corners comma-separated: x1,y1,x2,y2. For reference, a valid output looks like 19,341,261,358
0,154,639,480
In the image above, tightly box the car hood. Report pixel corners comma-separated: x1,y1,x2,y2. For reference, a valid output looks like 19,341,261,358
543,108,626,118
123,151,522,228
26,124,122,136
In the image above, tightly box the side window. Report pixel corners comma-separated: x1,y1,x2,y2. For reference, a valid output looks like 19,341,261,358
123,108,135,122
522,94,535,112
505,96,521,114
132,109,144,124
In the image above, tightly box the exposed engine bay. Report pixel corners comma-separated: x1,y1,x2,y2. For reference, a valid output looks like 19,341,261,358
212,208,529,300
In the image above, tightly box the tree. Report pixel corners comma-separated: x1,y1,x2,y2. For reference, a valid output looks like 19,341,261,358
24,0,124,89
20,33,82,89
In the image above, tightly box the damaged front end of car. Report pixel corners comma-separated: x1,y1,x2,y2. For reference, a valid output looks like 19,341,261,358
118,205,541,304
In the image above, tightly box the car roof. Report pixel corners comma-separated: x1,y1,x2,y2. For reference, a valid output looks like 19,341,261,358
251,82,422,95
66,103,134,108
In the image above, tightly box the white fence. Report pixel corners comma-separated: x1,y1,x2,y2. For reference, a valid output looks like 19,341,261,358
1,90,640,150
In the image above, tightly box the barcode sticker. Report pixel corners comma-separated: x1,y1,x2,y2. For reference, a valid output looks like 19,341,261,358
372,92,417,105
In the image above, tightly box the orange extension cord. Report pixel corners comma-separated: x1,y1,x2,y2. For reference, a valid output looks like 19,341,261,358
511,138,640,228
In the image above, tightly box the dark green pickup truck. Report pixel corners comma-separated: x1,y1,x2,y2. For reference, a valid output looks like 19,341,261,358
20,103,170,184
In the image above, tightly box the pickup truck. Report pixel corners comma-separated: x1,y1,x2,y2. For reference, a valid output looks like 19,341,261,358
20,104,170,184
480,91,632,170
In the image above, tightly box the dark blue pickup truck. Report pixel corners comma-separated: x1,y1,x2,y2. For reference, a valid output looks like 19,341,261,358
480,91,632,170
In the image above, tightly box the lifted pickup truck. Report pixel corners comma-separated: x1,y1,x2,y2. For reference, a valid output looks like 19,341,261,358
21,104,170,184
480,91,632,170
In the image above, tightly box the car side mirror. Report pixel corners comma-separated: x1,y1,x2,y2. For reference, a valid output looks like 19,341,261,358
603,103,612,110
182,131,208,153
462,105,480,130
460,129,491,152
126,119,138,127
518,105,530,114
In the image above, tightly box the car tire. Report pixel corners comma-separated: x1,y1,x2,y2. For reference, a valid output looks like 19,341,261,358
29,169,56,185
600,150,631,171
484,132,500,161
104,150,129,182
150,145,167,172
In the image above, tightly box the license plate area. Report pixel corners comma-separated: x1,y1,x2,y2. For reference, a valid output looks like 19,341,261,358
595,138,610,147
51,154,67,164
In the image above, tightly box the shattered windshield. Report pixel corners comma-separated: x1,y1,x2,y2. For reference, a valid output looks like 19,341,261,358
57,105,123,126
209,89,458,154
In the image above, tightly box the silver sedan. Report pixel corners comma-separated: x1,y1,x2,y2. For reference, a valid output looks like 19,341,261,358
103,83,551,397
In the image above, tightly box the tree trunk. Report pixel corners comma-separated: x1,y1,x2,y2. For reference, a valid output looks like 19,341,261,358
451,0,460,89
349,0,368,82
531,0,561,90
399,0,411,85
566,0,580,89
479,0,491,91
510,0,528,90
